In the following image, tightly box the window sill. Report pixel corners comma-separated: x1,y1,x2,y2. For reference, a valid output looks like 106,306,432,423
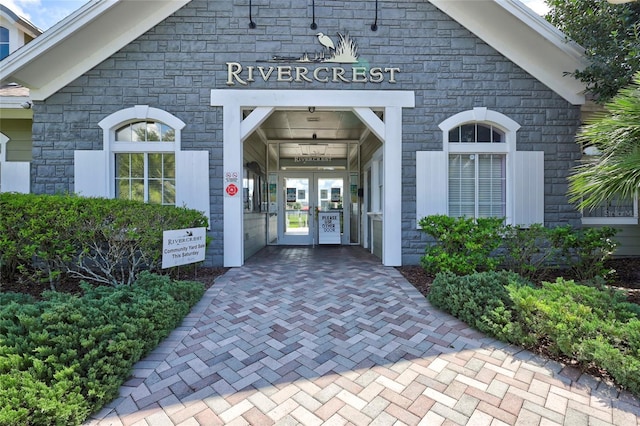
582,217,638,225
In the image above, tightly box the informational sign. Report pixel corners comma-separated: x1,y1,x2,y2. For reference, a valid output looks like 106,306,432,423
286,187,297,202
162,227,207,268
224,171,239,197
331,187,341,203
318,212,340,244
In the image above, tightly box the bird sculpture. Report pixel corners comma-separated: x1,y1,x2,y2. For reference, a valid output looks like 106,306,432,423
315,33,335,51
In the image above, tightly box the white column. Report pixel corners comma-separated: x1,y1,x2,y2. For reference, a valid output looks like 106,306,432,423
383,106,402,266
223,106,244,267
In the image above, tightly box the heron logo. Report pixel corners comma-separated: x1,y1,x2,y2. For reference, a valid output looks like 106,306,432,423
226,33,400,86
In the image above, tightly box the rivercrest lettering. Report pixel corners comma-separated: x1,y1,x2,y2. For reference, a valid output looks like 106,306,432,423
226,62,400,86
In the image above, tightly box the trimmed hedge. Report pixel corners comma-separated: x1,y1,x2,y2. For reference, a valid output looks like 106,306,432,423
429,271,640,395
0,273,205,425
419,215,618,281
0,193,209,288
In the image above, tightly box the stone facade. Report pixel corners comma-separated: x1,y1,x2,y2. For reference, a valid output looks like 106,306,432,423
29,0,583,266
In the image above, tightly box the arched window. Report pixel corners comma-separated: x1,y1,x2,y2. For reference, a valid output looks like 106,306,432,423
417,107,544,227
74,105,210,223
0,27,9,60
113,120,177,205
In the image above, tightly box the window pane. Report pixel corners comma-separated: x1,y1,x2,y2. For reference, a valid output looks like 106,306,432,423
583,197,635,218
149,180,163,204
146,122,161,141
116,179,130,200
477,124,491,142
448,128,460,143
164,180,176,205
0,44,9,60
131,122,146,142
115,153,130,176
160,124,175,142
0,27,8,42
478,154,506,218
460,124,475,142
130,154,144,178
449,154,475,218
116,124,132,142
492,130,503,143
164,154,175,178
148,153,163,179
130,180,144,202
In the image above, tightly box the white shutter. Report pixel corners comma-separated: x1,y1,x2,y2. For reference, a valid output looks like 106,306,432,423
176,150,211,228
74,150,108,197
416,151,447,228
513,151,544,227
1,161,30,193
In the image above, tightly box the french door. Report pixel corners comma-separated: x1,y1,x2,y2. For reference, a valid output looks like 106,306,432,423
277,173,348,245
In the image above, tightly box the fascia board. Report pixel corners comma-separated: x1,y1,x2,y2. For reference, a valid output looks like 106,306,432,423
1,0,191,100
429,0,588,105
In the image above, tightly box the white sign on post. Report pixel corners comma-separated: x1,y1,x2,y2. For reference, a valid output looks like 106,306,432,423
162,227,207,268
318,212,341,244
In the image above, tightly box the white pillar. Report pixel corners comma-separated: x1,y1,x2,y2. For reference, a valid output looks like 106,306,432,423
383,106,402,266
223,106,244,267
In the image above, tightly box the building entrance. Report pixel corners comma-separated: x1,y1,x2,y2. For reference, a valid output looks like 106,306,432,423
278,173,348,245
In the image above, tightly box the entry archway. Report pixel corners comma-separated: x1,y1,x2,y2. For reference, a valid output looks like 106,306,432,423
211,90,415,267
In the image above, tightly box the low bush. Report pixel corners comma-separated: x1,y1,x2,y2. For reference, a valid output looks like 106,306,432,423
548,225,618,281
428,271,533,344
418,215,505,275
0,193,209,288
418,215,618,281
509,278,640,394
429,272,640,395
0,273,205,425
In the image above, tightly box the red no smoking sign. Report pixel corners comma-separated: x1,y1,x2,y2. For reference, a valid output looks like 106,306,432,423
225,183,238,196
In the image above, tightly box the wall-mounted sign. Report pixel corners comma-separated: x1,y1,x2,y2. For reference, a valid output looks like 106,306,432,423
318,212,340,244
162,227,207,268
224,171,240,197
226,33,400,86
287,187,297,202
331,187,341,203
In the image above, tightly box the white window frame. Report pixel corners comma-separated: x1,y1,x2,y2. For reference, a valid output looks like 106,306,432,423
439,107,519,222
99,105,184,200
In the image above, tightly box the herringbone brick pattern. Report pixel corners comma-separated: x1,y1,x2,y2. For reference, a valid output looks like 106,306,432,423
87,247,640,425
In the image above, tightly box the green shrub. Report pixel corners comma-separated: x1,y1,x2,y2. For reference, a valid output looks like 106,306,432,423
0,193,209,288
428,271,533,344
417,215,619,281
509,278,640,394
500,224,558,282
548,225,618,281
418,215,505,275
0,273,205,425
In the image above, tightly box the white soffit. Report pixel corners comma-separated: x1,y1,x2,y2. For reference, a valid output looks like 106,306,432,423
429,0,588,105
0,0,191,100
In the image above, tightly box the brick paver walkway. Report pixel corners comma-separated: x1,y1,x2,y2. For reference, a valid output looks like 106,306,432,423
88,247,640,425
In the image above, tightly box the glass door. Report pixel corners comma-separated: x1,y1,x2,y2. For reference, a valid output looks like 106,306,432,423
277,173,349,245
279,174,314,245
316,175,346,245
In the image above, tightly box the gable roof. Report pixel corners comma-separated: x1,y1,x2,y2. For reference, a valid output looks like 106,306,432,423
0,0,587,104
0,4,42,37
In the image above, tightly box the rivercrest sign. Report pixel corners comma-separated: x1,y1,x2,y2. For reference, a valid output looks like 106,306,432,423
226,63,400,86
225,33,400,86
